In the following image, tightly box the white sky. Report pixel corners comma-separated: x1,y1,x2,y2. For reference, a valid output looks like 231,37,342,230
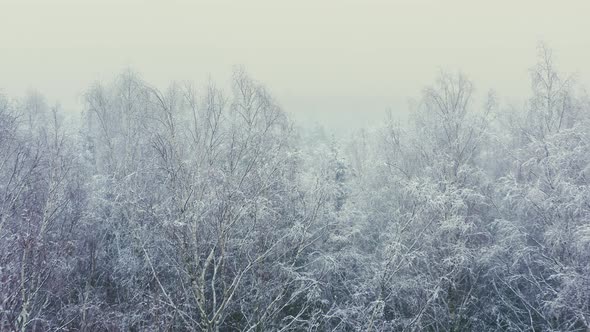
1,0,589,131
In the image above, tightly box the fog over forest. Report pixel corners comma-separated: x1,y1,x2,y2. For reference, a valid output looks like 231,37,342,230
2,1,590,331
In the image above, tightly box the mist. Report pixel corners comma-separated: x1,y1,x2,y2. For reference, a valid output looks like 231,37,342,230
2,0,590,131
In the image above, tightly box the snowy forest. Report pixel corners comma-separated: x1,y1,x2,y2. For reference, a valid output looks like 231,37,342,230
1,44,590,331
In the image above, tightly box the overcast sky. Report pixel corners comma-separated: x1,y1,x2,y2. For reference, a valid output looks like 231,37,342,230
1,0,589,131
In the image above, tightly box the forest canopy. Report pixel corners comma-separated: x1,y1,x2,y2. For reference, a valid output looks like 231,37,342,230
1,45,590,331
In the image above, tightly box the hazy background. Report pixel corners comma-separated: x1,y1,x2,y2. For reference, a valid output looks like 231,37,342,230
1,0,589,133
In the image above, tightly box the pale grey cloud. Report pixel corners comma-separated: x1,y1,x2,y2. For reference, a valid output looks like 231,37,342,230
1,0,589,131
